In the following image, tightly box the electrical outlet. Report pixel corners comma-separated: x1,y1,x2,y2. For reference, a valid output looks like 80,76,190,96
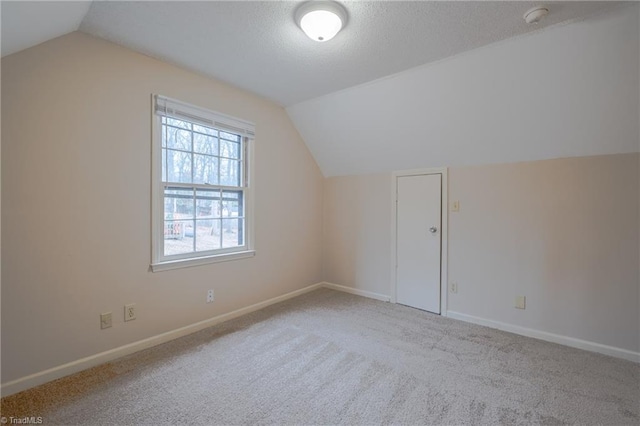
100,312,112,329
124,303,136,321
515,296,526,310
450,282,458,293
207,289,214,303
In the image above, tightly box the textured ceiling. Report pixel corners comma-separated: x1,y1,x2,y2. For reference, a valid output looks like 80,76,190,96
1,1,91,57
287,4,639,176
78,1,621,106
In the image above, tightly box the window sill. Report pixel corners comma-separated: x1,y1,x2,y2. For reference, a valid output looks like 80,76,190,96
151,250,256,272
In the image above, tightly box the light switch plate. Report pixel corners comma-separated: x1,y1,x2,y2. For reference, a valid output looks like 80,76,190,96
451,201,460,212
100,312,112,329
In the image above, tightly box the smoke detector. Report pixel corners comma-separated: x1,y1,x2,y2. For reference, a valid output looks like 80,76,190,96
524,6,549,24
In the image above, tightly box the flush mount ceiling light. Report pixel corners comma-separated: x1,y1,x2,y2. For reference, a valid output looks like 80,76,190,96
523,6,549,24
295,1,348,42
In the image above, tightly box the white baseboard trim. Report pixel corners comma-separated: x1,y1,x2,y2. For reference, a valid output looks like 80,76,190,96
1,282,324,397
9,284,632,398
447,311,640,363
321,282,391,302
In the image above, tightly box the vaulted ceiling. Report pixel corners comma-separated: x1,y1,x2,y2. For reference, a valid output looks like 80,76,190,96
2,1,621,106
2,1,638,176
1,1,91,57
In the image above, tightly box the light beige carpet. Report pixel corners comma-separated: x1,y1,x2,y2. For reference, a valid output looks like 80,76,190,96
2,288,639,425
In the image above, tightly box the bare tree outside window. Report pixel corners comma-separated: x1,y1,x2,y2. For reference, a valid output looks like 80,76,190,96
161,116,245,256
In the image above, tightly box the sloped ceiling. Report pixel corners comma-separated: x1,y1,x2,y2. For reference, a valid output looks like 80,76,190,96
287,4,639,176
2,1,637,177
1,1,91,57
77,1,618,107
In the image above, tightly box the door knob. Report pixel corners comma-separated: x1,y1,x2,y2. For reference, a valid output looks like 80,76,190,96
429,226,438,234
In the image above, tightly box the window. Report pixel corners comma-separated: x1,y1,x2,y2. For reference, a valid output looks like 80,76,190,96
151,95,255,271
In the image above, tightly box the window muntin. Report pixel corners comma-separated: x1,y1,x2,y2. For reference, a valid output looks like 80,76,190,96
161,117,243,186
163,186,245,256
152,95,254,268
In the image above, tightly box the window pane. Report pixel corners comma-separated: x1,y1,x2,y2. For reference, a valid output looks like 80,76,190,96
164,117,191,129
196,189,219,218
193,154,218,185
222,190,242,218
163,126,192,151
222,218,244,248
164,188,194,219
193,124,217,137
220,131,240,143
161,126,172,149
194,132,218,155
166,149,192,183
220,159,240,186
209,190,224,218
175,129,192,151
196,219,222,252
164,220,184,240
164,220,194,255
220,140,240,159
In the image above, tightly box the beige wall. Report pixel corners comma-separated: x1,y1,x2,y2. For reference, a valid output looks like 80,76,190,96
323,174,391,296
1,32,323,383
323,154,639,353
448,154,639,352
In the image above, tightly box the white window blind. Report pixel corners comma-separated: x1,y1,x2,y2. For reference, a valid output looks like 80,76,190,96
154,95,255,138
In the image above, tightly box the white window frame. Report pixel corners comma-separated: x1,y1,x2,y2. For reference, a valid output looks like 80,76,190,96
151,95,255,272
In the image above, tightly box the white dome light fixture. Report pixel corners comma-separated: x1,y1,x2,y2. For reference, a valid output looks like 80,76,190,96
296,1,348,42
524,6,549,24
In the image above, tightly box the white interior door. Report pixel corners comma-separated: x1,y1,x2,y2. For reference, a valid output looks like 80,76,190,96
396,174,442,314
